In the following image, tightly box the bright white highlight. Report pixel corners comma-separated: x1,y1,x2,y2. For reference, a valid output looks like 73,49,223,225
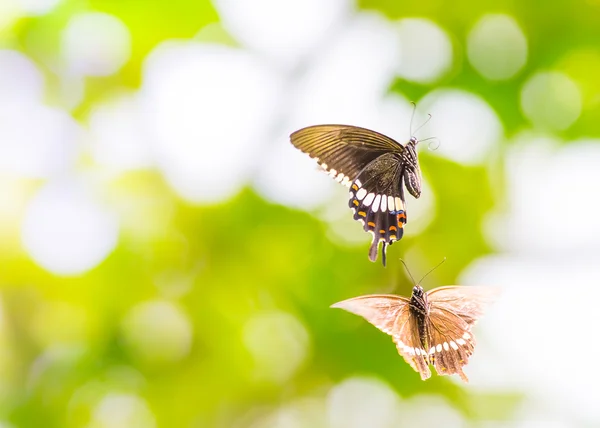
395,18,453,83
327,377,400,428
62,12,131,76
143,43,282,203
21,181,119,275
214,0,351,67
420,89,503,164
88,94,153,173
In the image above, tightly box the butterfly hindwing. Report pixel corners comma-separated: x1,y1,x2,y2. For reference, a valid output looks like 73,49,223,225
426,306,474,382
349,153,407,266
393,315,431,380
425,286,499,382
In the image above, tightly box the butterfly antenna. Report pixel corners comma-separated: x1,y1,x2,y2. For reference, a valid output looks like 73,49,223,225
417,257,447,284
399,258,417,285
413,113,432,136
420,136,441,151
409,101,417,138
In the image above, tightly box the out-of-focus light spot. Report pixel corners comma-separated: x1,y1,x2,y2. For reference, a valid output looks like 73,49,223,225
398,395,464,428
395,18,453,83
88,94,153,173
21,181,119,276
142,43,282,203
419,90,503,164
558,49,600,109
0,50,44,103
461,255,600,424
243,311,310,383
121,300,193,366
289,14,402,127
253,134,335,211
91,393,156,428
486,136,600,254
251,397,327,428
16,0,62,15
62,12,131,77
0,1,21,31
327,377,400,428
31,302,90,347
214,0,351,67
520,71,582,130
0,104,78,178
467,14,527,81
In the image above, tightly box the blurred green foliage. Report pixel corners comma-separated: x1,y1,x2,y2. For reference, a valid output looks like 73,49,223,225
4,0,599,426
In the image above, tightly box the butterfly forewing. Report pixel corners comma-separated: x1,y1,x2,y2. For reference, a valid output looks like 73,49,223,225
330,294,409,336
427,286,500,326
290,125,403,183
331,294,432,380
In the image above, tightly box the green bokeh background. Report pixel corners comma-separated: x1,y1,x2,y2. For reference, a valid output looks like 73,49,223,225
2,0,598,426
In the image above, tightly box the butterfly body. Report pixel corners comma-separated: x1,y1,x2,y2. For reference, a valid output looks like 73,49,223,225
290,125,422,266
331,285,499,382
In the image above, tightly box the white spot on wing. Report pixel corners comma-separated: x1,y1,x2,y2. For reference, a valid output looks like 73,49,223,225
456,338,466,346
395,197,403,212
463,332,471,340
355,179,362,187
429,347,435,355
450,341,458,350
387,196,394,211
372,194,381,212
356,188,367,200
436,344,442,352
443,342,449,351
380,194,387,212
364,193,375,206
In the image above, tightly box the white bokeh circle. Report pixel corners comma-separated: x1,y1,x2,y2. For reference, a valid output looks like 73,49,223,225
0,104,79,178
213,0,352,67
419,89,503,164
395,18,453,83
62,12,131,76
142,42,282,203
21,181,119,276
121,300,193,365
520,71,582,130
467,14,528,81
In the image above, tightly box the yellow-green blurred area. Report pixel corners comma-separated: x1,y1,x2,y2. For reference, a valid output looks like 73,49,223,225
1,0,600,426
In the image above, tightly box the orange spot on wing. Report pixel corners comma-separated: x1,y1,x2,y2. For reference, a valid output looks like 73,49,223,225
367,221,376,227
389,225,397,231
379,229,385,234
358,211,366,217
353,200,359,206
351,184,359,191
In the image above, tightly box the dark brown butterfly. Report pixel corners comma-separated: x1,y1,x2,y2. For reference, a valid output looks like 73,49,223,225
331,283,499,382
290,124,422,266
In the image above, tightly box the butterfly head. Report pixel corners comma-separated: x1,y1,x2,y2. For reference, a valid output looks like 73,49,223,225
408,136,418,146
412,284,425,299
